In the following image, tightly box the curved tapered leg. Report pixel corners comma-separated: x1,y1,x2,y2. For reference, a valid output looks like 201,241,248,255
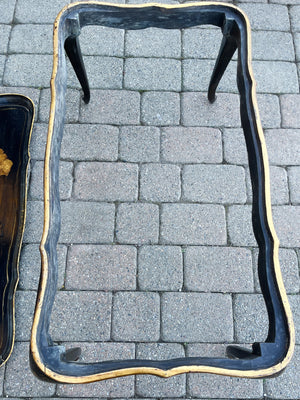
64,35,90,103
208,19,238,103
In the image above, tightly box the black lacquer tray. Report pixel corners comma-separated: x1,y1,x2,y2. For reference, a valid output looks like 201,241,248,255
30,1,294,383
0,94,34,365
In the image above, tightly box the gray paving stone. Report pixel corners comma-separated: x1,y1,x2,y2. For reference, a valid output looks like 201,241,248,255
257,93,281,128
223,128,248,164
141,91,180,126
0,0,16,23
15,290,36,341
227,205,255,246
57,342,134,397
252,31,295,61
265,345,300,399
238,4,290,31
29,123,47,160
79,25,124,56
50,291,112,341
289,167,300,204
19,244,67,290
253,249,300,294
79,90,140,125
182,27,222,59
161,292,233,342
0,25,11,53
9,24,52,54
265,129,300,165
273,206,300,247
116,203,159,245
185,246,253,293
161,204,226,245
253,61,298,93
39,88,80,123
183,59,237,93
112,292,160,341
136,343,186,397
60,201,115,244
181,92,240,127
0,56,5,82
182,164,246,204
124,58,181,91
74,162,138,201
234,294,268,343
15,0,70,23
65,245,137,290
187,344,263,398
138,245,183,290
140,164,181,202
4,342,55,396
268,166,289,205
281,94,300,128
288,296,300,344
290,5,300,31
119,126,160,162
23,201,44,243
125,28,181,58
30,160,73,200
4,54,52,87
67,56,123,89
295,32,300,62
61,124,118,161
161,127,222,163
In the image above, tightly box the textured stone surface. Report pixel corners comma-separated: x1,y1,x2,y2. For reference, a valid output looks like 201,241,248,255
239,4,290,31
0,0,16,23
161,127,222,163
125,28,181,58
0,25,11,53
161,204,226,245
138,245,183,290
60,202,115,243
65,245,137,290
79,25,124,56
119,126,160,162
112,292,160,341
290,6,300,31
182,164,246,204
50,291,112,341
289,167,300,204
39,88,80,123
4,54,52,87
227,205,255,246
136,343,186,397
140,164,181,202
265,129,300,165
281,94,300,127
116,203,159,244
185,246,253,293
273,206,300,247
5,342,55,396
79,90,140,124
61,124,118,161
161,292,233,342
74,162,138,201
253,61,298,93
9,24,52,54
182,92,240,127
141,91,180,126
124,58,181,91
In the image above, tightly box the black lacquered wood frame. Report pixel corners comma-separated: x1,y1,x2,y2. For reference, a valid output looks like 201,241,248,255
0,94,34,366
30,1,295,383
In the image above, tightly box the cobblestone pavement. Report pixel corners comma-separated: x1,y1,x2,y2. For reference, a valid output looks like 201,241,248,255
1,0,300,398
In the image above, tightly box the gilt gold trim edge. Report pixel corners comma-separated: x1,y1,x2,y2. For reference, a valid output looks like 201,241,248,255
0,94,34,366
30,1,295,383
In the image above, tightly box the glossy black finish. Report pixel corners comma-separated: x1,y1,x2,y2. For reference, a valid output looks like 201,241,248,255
0,94,34,365
30,3,294,382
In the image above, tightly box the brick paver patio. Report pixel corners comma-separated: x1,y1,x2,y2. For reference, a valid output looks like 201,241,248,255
1,0,299,398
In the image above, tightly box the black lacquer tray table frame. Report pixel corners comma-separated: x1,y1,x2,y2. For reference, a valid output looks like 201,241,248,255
0,94,34,366
30,1,295,383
